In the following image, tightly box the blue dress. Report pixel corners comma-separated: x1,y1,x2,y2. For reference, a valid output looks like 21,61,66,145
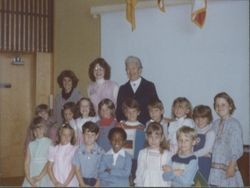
208,117,244,187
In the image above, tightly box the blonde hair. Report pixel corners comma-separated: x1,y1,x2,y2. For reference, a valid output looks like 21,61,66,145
213,92,236,115
171,97,193,118
57,123,76,145
176,126,197,141
145,122,169,153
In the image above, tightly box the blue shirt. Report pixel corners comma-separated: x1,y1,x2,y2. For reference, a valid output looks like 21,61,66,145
72,143,105,178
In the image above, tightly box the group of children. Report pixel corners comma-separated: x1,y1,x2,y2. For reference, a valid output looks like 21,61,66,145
22,92,244,187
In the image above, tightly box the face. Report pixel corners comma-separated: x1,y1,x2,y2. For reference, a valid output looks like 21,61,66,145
125,108,140,122
126,62,141,81
110,132,125,153
83,130,98,146
93,64,105,80
33,126,45,139
62,77,73,92
63,109,74,122
177,133,195,155
80,100,90,117
60,128,72,145
174,103,189,118
215,97,231,119
100,104,112,119
194,117,209,129
149,108,163,122
38,111,49,121
147,132,163,150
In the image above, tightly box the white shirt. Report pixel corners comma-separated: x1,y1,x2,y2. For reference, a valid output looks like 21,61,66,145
107,148,126,166
130,77,142,93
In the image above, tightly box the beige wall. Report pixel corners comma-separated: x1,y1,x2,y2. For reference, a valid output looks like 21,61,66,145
53,0,125,96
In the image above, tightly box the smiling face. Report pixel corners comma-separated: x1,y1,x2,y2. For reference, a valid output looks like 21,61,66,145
60,128,73,145
147,131,163,150
83,130,98,147
174,103,189,119
125,108,140,122
215,97,231,119
62,77,73,93
110,132,125,153
126,62,142,81
63,108,74,122
93,64,105,80
99,104,112,119
177,132,196,155
149,107,163,122
194,117,209,129
80,99,90,117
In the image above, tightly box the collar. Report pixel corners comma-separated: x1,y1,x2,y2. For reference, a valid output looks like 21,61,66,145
107,148,126,157
96,78,105,84
130,77,142,86
125,120,141,126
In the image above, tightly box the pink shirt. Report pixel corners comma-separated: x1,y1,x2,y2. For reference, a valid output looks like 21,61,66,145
48,143,78,187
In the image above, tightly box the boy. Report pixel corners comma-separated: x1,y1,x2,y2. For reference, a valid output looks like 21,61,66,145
162,126,198,187
72,121,105,187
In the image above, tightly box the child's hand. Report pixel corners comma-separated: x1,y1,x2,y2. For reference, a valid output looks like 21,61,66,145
54,181,63,187
32,175,41,183
173,169,184,176
162,164,172,172
226,164,235,178
28,177,37,187
104,168,111,174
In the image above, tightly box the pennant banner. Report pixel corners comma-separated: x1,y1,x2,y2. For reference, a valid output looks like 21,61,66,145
126,0,137,31
191,0,207,28
157,0,166,12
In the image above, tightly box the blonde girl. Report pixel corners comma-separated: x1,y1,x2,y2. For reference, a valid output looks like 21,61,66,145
168,97,195,154
22,116,52,187
48,124,78,187
135,122,172,187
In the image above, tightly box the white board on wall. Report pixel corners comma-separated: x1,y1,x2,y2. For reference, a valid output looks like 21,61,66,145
100,0,249,144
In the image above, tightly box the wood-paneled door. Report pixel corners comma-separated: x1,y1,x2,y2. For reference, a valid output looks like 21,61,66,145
0,53,35,178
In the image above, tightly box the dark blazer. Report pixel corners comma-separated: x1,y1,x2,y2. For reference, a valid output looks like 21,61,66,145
116,77,159,124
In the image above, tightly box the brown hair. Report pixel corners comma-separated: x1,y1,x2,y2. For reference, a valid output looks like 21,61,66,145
88,57,111,81
98,98,116,118
171,97,193,118
82,121,99,134
62,101,77,119
147,98,164,111
213,92,236,115
35,104,50,116
193,105,213,124
57,123,76,145
76,97,96,118
57,70,79,88
30,116,47,141
122,98,141,114
145,122,169,154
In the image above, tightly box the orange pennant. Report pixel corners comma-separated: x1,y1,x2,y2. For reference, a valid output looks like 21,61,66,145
126,0,137,31
191,0,207,28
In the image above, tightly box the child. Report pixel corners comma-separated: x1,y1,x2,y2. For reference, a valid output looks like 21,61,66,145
119,98,145,185
48,124,78,187
167,97,195,154
24,104,56,153
62,102,77,138
146,98,170,140
208,92,244,187
75,97,99,144
96,98,118,151
135,122,172,187
162,126,198,187
72,121,105,187
22,116,52,187
98,127,132,187
193,105,215,181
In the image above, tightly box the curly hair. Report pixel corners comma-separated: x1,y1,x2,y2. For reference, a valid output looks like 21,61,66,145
57,70,79,88
88,57,111,82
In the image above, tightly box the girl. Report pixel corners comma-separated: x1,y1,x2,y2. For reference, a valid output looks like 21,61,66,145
193,105,215,181
75,97,99,144
62,101,77,139
96,98,118,152
167,97,195,154
22,116,52,187
135,122,172,187
48,124,78,187
163,126,198,187
208,92,244,187
98,127,132,187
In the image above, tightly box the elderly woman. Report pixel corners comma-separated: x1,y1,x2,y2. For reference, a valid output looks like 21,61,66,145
116,56,159,124
53,70,82,124
87,57,119,113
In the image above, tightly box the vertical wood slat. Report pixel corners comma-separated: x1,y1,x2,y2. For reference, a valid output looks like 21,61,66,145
0,0,53,53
